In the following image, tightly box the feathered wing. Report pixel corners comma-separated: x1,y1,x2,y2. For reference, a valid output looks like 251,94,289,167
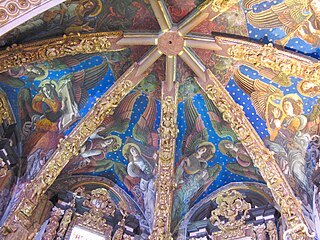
133,96,158,148
244,64,292,87
182,99,208,157
97,91,141,137
59,54,96,68
246,0,310,34
242,0,273,9
65,60,109,109
304,98,320,136
203,94,238,141
18,88,36,127
0,73,25,88
226,163,264,181
233,68,283,121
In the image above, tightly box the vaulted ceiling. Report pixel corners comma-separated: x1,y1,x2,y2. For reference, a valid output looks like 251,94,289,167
0,0,319,239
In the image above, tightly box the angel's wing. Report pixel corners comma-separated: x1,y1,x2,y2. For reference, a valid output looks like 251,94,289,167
18,88,36,126
304,98,320,136
203,94,238,140
133,96,158,148
182,99,208,157
245,0,310,34
233,68,283,121
243,64,292,87
70,60,109,109
97,91,141,137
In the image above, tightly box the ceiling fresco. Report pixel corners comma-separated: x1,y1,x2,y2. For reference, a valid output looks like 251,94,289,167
0,0,320,238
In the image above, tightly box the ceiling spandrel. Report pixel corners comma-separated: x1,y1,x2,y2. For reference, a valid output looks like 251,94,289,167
0,0,319,237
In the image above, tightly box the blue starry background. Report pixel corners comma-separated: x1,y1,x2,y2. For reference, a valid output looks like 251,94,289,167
0,0,320,224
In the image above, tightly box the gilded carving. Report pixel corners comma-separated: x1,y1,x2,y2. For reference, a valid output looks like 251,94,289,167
42,207,64,240
76,188,114,237
56,208,73,240
0,32,123,73
1,65,144,234
210,190,253,239
151,85,179,240
211,0,240,12
266,221,278,240
197,69,314,239
225,40,320,84
0,93,14,125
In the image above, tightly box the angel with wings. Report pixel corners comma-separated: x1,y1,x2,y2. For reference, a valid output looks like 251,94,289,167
121,95,158,227
234,69,313,204
243,0,320,46
19,56,109,181
172,99,221,228
63,91,141,175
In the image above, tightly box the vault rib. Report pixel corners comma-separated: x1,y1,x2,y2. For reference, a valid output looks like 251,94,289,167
180,45,314,238
150,67,179,239
0,32,125,74
1,60,150,237
149,0,172,32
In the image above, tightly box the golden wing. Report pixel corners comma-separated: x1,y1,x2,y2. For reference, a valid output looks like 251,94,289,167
246,0,310,34
233,68,283,121
244,63,292,87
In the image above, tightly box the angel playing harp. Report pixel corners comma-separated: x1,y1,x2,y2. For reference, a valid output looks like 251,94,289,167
243,0,320,46
234,69,312,204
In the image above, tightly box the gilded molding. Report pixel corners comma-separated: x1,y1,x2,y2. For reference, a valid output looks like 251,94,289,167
151,82,179,240
0,32,124,73
56,208,73,240
196,69,314,239
0,92,14,125
215,37,320,82
1,62,148,237
210,190,254,239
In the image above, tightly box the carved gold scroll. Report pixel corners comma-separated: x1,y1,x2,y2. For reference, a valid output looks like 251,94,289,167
150,79,179,240
0,32,124,73
214,36,320,82
0,89,15,125
1,62,149,238
195,69,314,239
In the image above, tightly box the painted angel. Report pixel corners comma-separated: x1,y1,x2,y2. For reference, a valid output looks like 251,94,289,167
243,0,320,46
19,57,109,181
122,96,159,227
202,94,238,140
172,99,221,228
218,140,264,181
234,68,312,204
63,91,141,174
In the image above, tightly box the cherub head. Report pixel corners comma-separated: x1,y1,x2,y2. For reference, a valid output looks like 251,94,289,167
297,80,320,97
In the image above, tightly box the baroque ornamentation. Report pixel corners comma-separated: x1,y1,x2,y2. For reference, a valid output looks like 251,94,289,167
151,85,179,240
221,38,319,82
42,207,64,240
210,190,254,239
1,63,147,235
76,188,115,235
196,69,314,239
0,32,123,73
0,92,14,125
56,208,73,240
